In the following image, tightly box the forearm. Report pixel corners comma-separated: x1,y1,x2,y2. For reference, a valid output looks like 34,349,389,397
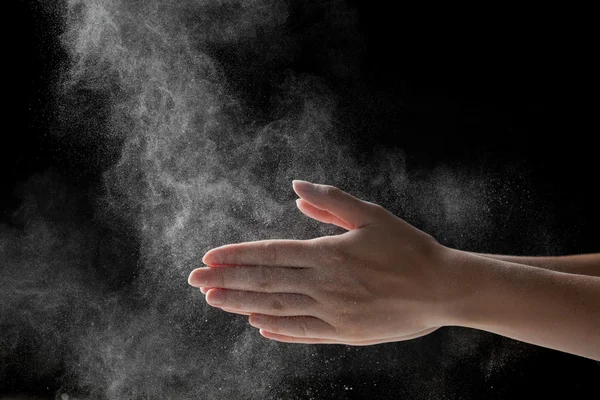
471,253,600,277
444,249,600,361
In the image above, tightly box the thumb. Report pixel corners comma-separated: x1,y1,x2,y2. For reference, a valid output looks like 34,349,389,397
295,198,355,230
292,180,381,229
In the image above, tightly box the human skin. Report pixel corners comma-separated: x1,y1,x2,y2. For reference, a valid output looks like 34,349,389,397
188,181,600,360
471,253,600,277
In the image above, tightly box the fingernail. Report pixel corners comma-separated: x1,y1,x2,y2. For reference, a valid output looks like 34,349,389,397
250,314,264,327
203,247,227,266
292,180,315,192
207,291,224,306
201,252,213,265
188,271,207,287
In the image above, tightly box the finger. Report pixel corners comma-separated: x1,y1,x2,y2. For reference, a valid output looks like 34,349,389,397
258,330,346,344
189,266,311,293
202,239,316,268
205,289,317,317
248,314,337,338
221,308,251,316
292,180,381,229
258,327,440,345
257,330,387,345
296,199,354,230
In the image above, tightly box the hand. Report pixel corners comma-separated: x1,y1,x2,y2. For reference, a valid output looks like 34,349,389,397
188,181,449,345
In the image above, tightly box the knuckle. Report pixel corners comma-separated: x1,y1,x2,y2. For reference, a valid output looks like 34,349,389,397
365,201,385,214
336,315,361,338
269,298,285,313
323,242,348,268
261,316,278,333
315,236,344,259
255,267,272,290
331,245,348,265
363,201,392,224
298,318,310,336
262,242,278,265
211,269,226,288
322,185,340,197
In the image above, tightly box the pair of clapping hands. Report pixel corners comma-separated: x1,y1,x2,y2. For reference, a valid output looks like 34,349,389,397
188,180,447,345
188,181,600,361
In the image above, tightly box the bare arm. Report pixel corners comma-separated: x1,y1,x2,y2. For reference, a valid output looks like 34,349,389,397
471,253,600,277
445,250,600,360
189,181,600,360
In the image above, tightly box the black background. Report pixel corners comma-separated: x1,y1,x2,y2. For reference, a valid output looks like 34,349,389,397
3,1,599,398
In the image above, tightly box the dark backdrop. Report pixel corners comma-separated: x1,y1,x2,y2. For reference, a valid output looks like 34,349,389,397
3,1,598,399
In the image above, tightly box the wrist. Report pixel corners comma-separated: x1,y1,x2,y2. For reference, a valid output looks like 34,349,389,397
436,248,557,330
431,247,489,329
426,247,600,360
